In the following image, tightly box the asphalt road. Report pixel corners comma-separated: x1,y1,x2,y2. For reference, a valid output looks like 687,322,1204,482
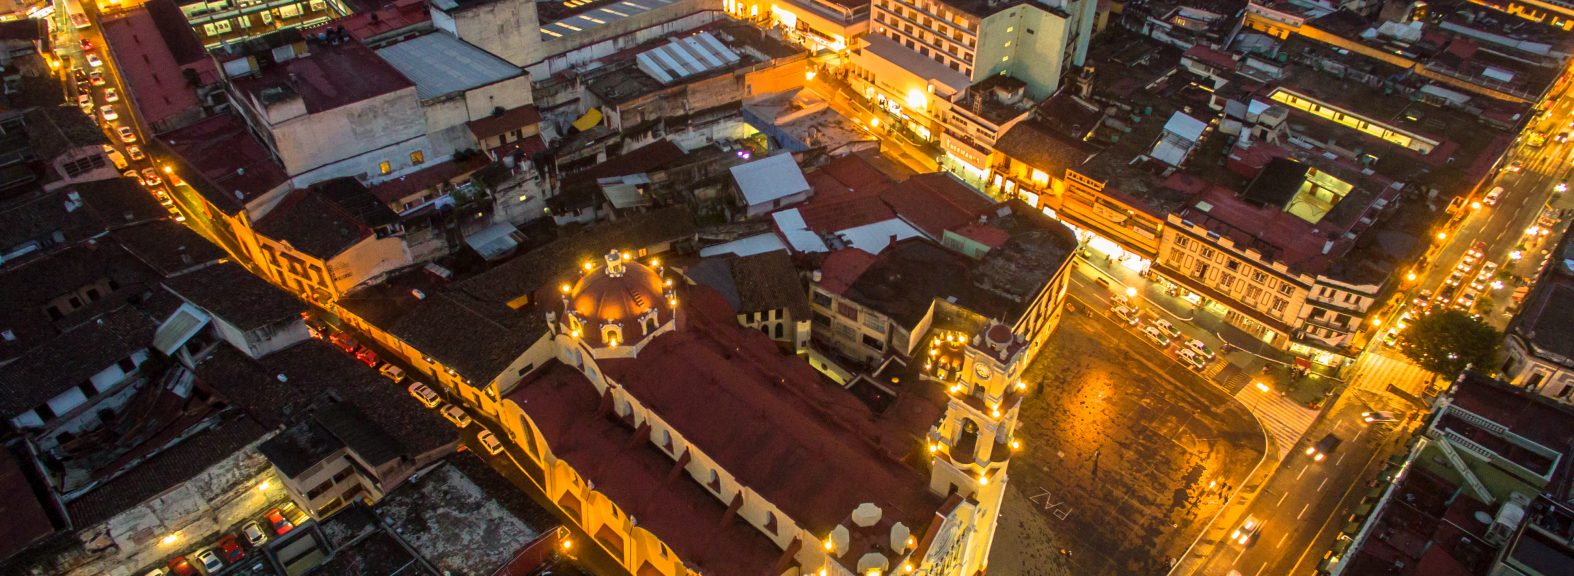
988,308,1266,575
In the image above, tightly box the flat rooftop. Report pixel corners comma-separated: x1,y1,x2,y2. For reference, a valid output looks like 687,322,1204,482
540,0,681,41
1442,374,1574,483
231,40,414,114
100,1,216,127
376,32,523,101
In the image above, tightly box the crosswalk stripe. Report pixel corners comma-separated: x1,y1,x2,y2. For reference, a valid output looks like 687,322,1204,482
1234,388,1317,456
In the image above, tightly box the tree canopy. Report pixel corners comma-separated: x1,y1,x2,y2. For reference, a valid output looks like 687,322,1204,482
1396,309,1501,377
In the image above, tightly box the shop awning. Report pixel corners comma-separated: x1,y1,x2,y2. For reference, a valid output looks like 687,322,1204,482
572,107,603,132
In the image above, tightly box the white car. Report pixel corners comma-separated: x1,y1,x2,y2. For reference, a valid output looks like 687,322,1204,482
103,87,119,103
1483,186,1504,206
1141,325,1172,347
1177,347,1207,370
77,93,93,112
378,363,406,383
1151,318,1181,339
440,403,471,428
477,430,504,455
1185,338,1215,359
242,521,267,547
100,105,117,122
1477,261,1499,280
1362,411,1399,424
194,549,223,572
86,54,103,68
407,382,440,408
117,126,137,143
127,145,145,161
1111,305,1140,326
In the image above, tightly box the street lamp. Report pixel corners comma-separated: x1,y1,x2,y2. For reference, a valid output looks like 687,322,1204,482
1125,287,1138,298
1406,271,1417,282
1436,232,1448,241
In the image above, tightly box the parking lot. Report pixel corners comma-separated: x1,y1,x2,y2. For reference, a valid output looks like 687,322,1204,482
987,308,1267,575
148,503,308,576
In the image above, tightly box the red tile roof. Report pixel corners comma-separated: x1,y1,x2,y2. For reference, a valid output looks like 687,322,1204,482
506,364,786,574
467,105,542,141
817,248,878,295
797,193,894,233
0,447,55,561
954,223,1009,248
339,0,432,43
100,5,216,128
814,154,894,198
368,154,489,206
880,173,996,238
231,41,414,114
159,113,289,214
597,286,943,532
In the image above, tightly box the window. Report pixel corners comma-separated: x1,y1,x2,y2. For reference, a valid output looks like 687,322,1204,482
862,314,886,332
410,150,425,165
812,311,831,327
378,161,392,175
1252,271,1267,283
774,322,784,339
1225,260,1240,272
306,480,333,500
1220,274,1235,289
1200,247,1216,259
862,334,884,351
812,291,833,308
1271,298,1287,313
706,469,721,492
331,467,355,483
1279,283,1294,295
118,357,137,372
836,302,859,320
1175,236,1191,249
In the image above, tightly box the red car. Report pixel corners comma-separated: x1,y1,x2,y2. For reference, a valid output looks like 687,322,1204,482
266,508,294,535
80,38,94,52
168,556,197,576
219,534,245,562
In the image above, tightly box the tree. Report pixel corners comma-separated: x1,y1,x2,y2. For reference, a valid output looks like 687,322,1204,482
1397,309,1500,377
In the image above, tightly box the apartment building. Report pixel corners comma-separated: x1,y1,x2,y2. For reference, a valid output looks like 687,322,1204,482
177,0,353,48
727,0,870,51
848,0,1097,137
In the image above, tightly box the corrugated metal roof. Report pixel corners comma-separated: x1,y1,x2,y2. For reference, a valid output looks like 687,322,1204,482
376,33,522,100
153,303,210,355
635,31,743,85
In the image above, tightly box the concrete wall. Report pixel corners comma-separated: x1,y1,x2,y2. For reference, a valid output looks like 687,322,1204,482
975,5,1074,101
207,314,310,360
444,0,544,67
269,86,427,182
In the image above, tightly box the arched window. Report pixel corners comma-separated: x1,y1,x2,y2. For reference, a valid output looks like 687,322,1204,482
602,324,622,346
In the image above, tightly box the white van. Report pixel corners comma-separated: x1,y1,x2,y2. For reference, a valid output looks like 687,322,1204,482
1483,186,1504,206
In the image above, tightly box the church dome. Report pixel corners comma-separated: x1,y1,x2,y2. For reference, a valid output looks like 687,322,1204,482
564,250,674,347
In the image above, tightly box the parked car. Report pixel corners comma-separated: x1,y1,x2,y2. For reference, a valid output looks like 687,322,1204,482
1446,271,1465,286
1111,305,1140,326
1110,294,1130,307
219,534,245,562
1305,434,1342,462
1141,325,1172,347
1382,328,1399,347
103,87,120,103
1185,338,1215,359
440,403,472,428
1477,261,1499,280
127,145,145,161
1468,241,1486,259
85,53,103,68
1232,515,1264,546
408,382,441,408
167,556,197,576
1456,290,1478,309
1362,411,1398,424
265,508,294,535
1151,318,1181,339
141,168,162,186
90,70,106,86
194,549,223,573
99,105,117,122
1508,159,1524,173
80,38,94,52
477,430,504,455
378,363,407,383
117,125,137,143
77,93,93,112
71,67,88,83
242,521,268,547
1177,347,1207,371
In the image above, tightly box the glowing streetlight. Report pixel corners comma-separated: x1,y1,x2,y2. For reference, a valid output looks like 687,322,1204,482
1125,286,1138,298
1406,271,1417,282
161,534,179,546
257,480,270,491
805,70,817,81
1436,232,1448,241
869,117,880,128
1558,182,1569,193
1471,201,1482,210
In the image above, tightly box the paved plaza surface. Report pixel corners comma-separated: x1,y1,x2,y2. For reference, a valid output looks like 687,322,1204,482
989,310,1267,575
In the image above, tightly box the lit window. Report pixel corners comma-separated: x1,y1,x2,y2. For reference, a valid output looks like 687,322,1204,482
1030,169,1048,184
378,161,391,175
409,150,424,165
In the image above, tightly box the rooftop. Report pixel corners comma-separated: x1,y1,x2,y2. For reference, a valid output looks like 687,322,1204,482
835,201,1078,327
100,0,215,127
993,115,1101,174
230,39,414,115
952,75,1033,126
859,33,969,95
108,219,227,277
1442,373,1574,484
684,249,809,318
0,241,160,364
368,153,491,207
376,32,523,101
1340,465,1498,576
880,172,996,239
0,306,157,419
23,106,106,162
0,178,169,258
0,445,56,563
254,178,398,260
466,104,542,142
375,455,554,576
339,0,434,44
159,113,289,214
539,0,682,41
161,262,305,331
731,152,812,208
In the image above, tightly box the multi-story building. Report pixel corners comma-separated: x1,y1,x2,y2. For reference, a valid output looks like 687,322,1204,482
686,249,814,352
175,0,353,48
243,178,409,303
101,0,223,134
939,74,1032,179
1502,224,1574,403
847,0,1096,138
810,199,1078,369
729,0,870,51
23,107,118,191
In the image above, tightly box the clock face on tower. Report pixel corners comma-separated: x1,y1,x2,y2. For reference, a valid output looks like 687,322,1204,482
974,363,992,380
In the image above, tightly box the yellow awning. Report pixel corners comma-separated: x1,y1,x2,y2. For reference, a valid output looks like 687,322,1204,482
572,107,603,132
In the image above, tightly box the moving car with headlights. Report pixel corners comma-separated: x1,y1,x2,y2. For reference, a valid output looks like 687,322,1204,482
117,126,137,143
1232,515,1263,546
127,145,145,161
1484,186,1504,206
104,87,119,102
99,105,117,122
86,54,103,68
1305,434,1342,462
1362,411,1398,424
